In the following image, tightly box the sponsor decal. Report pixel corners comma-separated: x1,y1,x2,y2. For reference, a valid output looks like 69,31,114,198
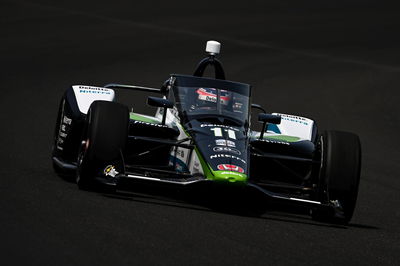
57,115,71,150
176,149,185,158
133,120,168,128
78,86,111,95
215,139,236,147
226,140,235,147
277,113,309,126
63,116,72,125
215,139,226,146
213,146,241,155
104,165,119,177
196,88,230,105
79,89,111,95
200,123,239,131
57,138,64,146
210,154,246,164
78,86,109,91
210,127,237,139
219,171,244,177
217,164,244,173
260,139,290,145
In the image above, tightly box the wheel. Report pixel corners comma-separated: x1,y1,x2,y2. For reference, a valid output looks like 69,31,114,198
52,98,66,174
52,97,76,178
312,130,361,224
51,88,86,178
76,100,129,190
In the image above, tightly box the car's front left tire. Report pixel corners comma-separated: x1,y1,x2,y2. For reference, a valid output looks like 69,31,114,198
76,100,129,190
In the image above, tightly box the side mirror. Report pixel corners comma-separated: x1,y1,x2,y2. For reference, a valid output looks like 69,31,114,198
258,113,281,125
147,96,174,125
147,96,173,109
251,103,266,113
258,113,281,140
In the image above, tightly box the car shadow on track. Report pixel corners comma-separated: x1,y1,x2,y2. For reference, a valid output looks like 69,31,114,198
98,183,379,230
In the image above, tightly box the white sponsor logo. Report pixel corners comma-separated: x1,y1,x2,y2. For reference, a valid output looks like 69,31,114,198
213,146,241,155
210,154,246,164
226,140,235,147
219,171,244,177
216,139,226,146
134,120,167,128
78,86,111,95
201,124,239,131
260,139,290,145
176,149,185,158
215,139,236,147
78,85,109,91
63,116,72,125
277,113,309,125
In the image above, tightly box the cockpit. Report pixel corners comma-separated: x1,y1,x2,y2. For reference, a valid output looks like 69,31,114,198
170,75,251,126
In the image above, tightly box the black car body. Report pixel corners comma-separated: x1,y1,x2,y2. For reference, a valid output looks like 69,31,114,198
52,41,361,224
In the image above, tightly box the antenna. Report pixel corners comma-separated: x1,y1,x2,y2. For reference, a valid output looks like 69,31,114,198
205,40,221,56
194,40,225,79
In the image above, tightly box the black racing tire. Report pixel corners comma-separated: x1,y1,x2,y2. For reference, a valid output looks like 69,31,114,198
52,98,64,172
76,101,129,190
312,130,361,224
52,98,73,177
52,88,86,178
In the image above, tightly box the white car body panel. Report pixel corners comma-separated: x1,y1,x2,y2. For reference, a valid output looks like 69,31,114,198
272,113,315,141
72,85,115,114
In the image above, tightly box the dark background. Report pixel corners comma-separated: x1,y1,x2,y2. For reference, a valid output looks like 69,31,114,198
1,0,400,265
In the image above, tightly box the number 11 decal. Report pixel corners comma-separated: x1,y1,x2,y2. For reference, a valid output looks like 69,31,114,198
210,127,236,140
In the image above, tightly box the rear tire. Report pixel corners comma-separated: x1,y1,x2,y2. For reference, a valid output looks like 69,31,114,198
312,130,361,224
76,101,129,190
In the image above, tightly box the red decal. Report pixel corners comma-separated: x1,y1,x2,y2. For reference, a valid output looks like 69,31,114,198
217,164,244,173
196,88,230,101
197,88,216,97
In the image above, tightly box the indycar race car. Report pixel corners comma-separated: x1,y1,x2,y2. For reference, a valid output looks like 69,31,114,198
52,41,361,224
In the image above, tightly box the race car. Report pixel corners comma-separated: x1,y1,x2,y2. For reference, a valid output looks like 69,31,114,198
52,40,361,224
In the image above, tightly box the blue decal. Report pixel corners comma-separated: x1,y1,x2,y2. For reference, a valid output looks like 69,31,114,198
281,117,308,125
169,156,189,172
266,124,281,134
80,89,111,95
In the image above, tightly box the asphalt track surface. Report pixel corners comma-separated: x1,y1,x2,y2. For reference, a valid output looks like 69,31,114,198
1,0,400,265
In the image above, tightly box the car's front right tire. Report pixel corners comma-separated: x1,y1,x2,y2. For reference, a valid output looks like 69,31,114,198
312,130,362,224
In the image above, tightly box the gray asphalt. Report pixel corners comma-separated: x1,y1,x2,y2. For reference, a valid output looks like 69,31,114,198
1,0,400,265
